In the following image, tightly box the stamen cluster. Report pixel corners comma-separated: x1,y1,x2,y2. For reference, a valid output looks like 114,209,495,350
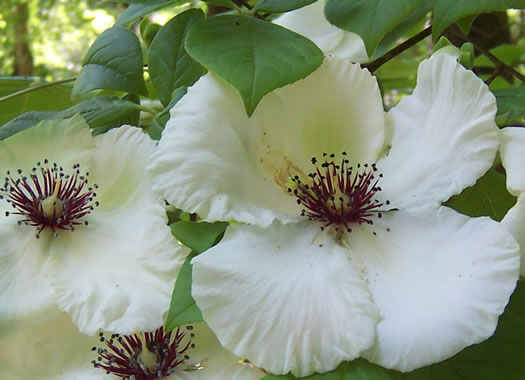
288,152,389,232
0,159,98,238
92,326,195,379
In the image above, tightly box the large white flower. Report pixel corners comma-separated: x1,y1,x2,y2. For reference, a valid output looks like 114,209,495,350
0,313,265,380
274,0,369,62
500,126,525,275
148,55,520,376
0,116,188,337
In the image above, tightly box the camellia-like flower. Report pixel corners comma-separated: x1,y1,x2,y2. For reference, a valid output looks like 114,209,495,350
0,313,264,380
148,55,520,376
0,116,188,337
274,0,369,62
500,126,525,274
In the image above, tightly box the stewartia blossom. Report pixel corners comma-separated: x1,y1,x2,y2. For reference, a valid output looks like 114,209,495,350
148,55,520,376
500,126,525,274
0,116,188,337
0,313,264,380
274,0,368,62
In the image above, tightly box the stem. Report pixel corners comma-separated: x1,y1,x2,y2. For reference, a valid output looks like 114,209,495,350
484,66,502,85
0,77,76,104
363,26,432,73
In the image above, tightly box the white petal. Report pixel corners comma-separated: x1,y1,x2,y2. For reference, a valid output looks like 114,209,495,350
0,115,93,175
0,222,59,337
346,206,519,371
274,1,368,62
44,126,188,334
500,126,525,196
150,57,385,226
176,322,265,380
0,313,100,380
502,195,525,276
378,54,499,209
192,222,379,377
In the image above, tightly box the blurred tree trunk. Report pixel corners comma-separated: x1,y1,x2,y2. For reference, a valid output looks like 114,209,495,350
13,2,33,76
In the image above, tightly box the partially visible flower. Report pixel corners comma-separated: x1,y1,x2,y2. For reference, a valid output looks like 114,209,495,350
0,313,264,380
0,116,188,337
148,55,519,376
500,126,525,274
274,0,369,62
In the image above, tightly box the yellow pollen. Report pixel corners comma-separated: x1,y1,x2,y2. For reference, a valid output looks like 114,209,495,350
41,179,64,218
133,328,157,370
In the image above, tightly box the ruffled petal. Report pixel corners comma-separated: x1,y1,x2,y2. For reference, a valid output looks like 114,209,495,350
149,57,384,226
176,322,265,380
502,195,525,276
44,126,187,334
0,313,99,380
192,222,379,377
274,1,368,62
0,221,58,336
500,126,525,196
346,206,519,371
378,54,499,209
0,115,93,175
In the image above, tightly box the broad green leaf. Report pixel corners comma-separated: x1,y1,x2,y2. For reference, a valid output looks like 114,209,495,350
432,1,525,40
493,86,525,115
372,0,432,59
170,220,229,254
204,0,238,8
115,1,182,26
0,78,77,127
474,44,525,68
149,9,206,107
72,27,147,97
324,0,426,56
262,281,525,379
165,253,203,331
445,169,516,222
185,15,323,116
0,96,143,140
253,0,316,13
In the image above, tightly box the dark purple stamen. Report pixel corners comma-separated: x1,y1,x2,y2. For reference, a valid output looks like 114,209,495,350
0,160,98,238
288,152,389,232
91,326,195,379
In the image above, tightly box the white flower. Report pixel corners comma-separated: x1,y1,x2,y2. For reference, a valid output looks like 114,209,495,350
148,55,520,376
500,126,525,275
0,313,265,380
274,0,369,62
0,116,188,337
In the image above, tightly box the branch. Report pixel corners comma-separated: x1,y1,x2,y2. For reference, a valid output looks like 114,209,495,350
0,77,76,104
362,26,432,73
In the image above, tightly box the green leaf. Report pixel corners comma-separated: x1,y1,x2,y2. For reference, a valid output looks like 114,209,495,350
372,0,432,59
170,220,228,254
185,15,323,116
0,96,143,140
115,1,182,27
324,0,426,56
432,1,525,40
149,9,206,107
493,86,525,115
445,169,516,222
164,253,203,331
72,27,147,97
0,78,78,127
204,0,238,8
253,0,317,13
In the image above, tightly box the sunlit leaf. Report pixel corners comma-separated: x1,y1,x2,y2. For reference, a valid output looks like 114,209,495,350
324,0,426,56
149,9,206,107
185,15,323,116
72,27,147,97
114,0,183,26
170,220,228,254
432,1,525,40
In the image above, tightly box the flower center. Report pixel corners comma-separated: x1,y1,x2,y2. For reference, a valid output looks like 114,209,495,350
0,159,98,238
92,326,197,379
288,152,389,232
